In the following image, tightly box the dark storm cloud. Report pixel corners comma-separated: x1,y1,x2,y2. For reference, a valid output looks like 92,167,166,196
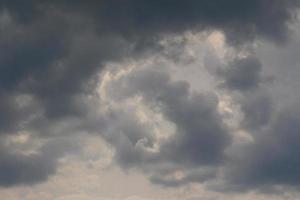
0,95,22,134
0,0,299,188
218,56,263,91
0,136,78,187
216,55,273,131
105,68,230,186
0,8,132,120
215,48,300,192
225,103,300,191
0,152,56,187
0,0,38,23
50,0,300,44
238,89,273,131
1,0,298,130
0,3,138,185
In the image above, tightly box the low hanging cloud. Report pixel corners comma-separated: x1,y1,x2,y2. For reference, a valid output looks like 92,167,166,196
224,103,300,191
0,0,300,195
0,135,79,187
217,55,273,131
103,68,230,181
218,56,263,91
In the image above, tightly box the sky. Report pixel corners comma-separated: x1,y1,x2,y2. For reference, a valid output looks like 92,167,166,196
1,1,300,199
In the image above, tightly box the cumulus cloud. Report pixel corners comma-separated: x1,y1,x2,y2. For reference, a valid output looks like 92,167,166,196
0,135,79,187
216,54,274,131
0,1,300,196
102,66,230,186
218,56,263,91
224,103,300,191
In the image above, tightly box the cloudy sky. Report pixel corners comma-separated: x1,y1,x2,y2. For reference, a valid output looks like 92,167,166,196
1,1,300,199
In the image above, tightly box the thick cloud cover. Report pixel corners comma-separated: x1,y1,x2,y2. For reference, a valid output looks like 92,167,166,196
103,67,230,186
218,56,263,91
47,0,299,43
224,103,300,191
217,55,273,131
0,0,300,195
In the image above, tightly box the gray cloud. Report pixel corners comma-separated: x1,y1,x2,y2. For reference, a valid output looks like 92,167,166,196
0,136,79,187
238,89,273,131
105,68,231,186
218,56,263,91
216,54,273,131
49,0,300,44
0,0,299,190
225,102,300,191
213,40,300,192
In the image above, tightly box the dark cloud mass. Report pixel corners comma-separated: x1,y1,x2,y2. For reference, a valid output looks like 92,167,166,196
101,67,231,187
218,56,263,91
49,0,299,43
106,68,230,164
225,103,300,190
0,0,300,195
0,136,78,187
217,55,273,131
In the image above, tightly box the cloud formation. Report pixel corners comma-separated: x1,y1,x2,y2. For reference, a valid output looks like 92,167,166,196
103,67,230,185
225,103,300,191
0,1,300,197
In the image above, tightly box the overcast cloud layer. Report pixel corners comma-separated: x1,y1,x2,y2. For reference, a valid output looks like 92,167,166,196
1,1,300,199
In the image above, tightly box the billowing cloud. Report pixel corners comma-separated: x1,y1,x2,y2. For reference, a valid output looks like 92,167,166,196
218,56,263,91
0,135,79,187
102,66,230,185
216,55,273,131
0,1,300,198
225,102,300,191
